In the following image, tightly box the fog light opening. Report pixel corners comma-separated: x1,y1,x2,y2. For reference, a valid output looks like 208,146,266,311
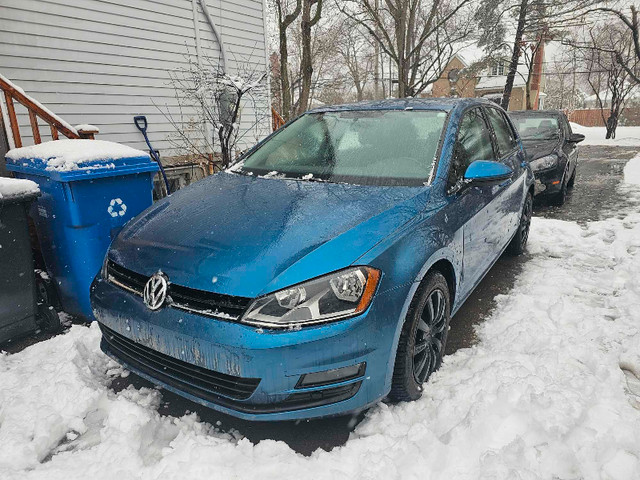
296,362,366,389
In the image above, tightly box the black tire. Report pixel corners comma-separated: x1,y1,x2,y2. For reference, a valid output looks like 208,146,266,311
37,303,61,333
35,273,62,333
389,271,451,402
553,170,569,206
507,192,533,256
35,271,62,311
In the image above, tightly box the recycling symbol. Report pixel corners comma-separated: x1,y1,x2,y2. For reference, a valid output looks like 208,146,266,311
107,198,127,218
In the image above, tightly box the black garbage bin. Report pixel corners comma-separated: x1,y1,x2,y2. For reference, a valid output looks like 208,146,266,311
0,177,59,344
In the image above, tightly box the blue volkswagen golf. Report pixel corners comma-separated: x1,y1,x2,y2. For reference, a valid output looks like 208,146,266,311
91,98,534,420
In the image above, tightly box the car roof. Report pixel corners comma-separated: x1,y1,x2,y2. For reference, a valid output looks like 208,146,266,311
307,97,496,114
508,110,565,117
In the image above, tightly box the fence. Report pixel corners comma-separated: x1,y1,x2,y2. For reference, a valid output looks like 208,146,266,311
567,108,640,127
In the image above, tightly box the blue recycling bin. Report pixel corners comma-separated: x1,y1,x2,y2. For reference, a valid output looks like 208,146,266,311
6,140,159,320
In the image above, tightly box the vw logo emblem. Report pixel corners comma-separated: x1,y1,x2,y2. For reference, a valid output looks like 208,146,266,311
143,272,168,311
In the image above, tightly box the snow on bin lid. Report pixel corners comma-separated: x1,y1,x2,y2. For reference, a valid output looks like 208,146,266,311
6,139,149,172
5,139,158,181
0,177,39,202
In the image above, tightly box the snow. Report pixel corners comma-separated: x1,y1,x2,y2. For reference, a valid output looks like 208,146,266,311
624,156,640,185
570,123,640,147
2,158,640,479
477,74,526,90
0,177,39,200
6,140,150,172
74,124,100,133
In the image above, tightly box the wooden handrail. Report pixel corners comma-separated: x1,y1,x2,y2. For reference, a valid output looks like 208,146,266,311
271,106,285,132
0,74,98,148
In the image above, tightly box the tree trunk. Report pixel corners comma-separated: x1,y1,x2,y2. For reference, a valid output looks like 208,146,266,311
606,114,617,139
501,0,529,110
395,6,407,98
525,77,532,110
275,0,301,121
279,29,292,120
298,0,322,114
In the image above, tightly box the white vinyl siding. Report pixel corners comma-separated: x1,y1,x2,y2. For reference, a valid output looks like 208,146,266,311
0,0,270,156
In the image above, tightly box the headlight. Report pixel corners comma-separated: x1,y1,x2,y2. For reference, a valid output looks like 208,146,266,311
530,154,558,172
100,254,109,280
242,266,381,328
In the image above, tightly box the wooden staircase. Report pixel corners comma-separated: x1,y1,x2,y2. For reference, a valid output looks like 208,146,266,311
271,106,285,132
0,74,98,150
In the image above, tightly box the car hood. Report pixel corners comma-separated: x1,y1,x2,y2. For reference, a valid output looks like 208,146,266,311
110,172,429,298
521,138,560,161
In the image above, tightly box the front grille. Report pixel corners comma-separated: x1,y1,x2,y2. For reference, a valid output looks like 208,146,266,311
100,324,260,400
101,323,362,413
106,260,252,321
107,260,147,295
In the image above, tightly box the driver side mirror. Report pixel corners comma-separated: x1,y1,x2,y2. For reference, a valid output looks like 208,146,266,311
463,160,513,185
568,133,585,143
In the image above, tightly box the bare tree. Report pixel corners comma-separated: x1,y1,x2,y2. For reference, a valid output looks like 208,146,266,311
585,6,640,84
298,0,324,113
579,25,637,139
161,51,268,169
336,19,375,101
339,0,474,98
274,0,302,120
476,0,598,109
544,47,584,111
520,36,544,110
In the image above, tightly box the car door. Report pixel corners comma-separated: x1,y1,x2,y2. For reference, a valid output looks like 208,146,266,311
445,107,501,300
483,106,526,251
562,115,578,179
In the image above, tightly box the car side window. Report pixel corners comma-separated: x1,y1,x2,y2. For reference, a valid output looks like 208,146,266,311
448,108,495,190
485,107,518,158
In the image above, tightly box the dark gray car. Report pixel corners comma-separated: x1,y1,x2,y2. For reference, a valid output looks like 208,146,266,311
509,110,585,205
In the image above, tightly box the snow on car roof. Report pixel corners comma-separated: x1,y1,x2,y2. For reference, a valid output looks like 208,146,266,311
6,139,150,172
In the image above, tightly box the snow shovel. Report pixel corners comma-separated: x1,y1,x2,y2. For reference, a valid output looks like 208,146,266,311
133,115,171,195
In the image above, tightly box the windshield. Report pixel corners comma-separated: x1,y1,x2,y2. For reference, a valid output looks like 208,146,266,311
237,110,448,186
511,116,560,141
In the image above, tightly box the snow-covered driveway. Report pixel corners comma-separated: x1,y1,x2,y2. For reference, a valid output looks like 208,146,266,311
1,158,640,480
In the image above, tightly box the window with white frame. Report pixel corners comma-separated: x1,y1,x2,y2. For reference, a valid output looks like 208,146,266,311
490,61,505,76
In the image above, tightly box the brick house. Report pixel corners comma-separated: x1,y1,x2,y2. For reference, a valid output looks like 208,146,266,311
426,44,546,111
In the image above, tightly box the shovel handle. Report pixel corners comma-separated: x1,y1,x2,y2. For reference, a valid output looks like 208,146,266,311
134,115,148,132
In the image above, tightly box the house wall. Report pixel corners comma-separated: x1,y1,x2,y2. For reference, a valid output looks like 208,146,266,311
476,87,527,110
429,57,476,98
0,0,270,156
508,88,526,110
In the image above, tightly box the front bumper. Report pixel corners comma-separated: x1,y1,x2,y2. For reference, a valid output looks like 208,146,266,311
533,168,564,196
90,276,407,421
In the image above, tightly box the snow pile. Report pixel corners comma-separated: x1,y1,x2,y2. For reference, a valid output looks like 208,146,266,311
2,161,640,479
624,156,640,185
6,140,149,172
0,177,39,200
570,123,640,147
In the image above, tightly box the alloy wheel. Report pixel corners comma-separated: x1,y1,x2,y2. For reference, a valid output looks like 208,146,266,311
412,289,447,384
520,195,533,248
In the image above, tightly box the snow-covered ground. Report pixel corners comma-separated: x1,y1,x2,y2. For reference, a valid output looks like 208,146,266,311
2,158,640,479
570,123,640,147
